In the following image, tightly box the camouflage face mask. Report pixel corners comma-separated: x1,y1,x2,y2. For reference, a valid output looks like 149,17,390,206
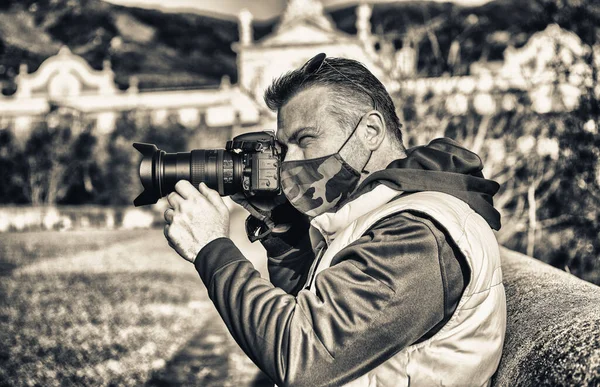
280,121,368,218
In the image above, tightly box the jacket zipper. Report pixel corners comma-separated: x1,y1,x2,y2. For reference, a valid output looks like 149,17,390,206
304,240,327,290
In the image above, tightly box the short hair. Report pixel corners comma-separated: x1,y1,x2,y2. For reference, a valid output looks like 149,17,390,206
264,56,404,145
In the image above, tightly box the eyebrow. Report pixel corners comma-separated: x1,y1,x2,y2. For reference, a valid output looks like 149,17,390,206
276,126,319,146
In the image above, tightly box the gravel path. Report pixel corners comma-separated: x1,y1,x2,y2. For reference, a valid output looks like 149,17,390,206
146,311,272,387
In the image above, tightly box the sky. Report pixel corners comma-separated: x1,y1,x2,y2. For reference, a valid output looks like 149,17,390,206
102,0,493,21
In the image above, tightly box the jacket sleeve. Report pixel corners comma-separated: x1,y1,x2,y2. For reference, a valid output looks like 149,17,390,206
194,212,466,387
262,229,315,296
249,201,315,295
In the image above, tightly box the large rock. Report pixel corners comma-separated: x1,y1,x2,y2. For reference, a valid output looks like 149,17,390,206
493,248,600,386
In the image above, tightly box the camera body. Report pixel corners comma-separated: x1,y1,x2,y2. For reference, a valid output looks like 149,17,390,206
226,131,281,196
133,131,284,206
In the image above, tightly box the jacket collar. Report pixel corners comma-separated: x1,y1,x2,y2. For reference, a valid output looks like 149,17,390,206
309,184,401,246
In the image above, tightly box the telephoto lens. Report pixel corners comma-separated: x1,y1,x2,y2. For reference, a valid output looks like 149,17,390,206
132,143,243,206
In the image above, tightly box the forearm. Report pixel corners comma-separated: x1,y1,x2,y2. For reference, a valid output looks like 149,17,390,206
195,238,332,386
194,218,451,386
246,201,315,294
261,226,314,295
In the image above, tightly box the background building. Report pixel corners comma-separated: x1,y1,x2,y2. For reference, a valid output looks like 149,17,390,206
1,0,597,142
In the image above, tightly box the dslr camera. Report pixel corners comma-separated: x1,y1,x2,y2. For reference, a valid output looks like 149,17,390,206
133,131,283,206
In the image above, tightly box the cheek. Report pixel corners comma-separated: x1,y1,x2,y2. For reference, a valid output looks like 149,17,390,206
305,139,340,159
302,148,323,160
283,137,340,162
284,146,323,162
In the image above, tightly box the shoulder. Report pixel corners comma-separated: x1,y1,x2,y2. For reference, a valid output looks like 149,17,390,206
331,210,468,296
362,210,451,249
330,212,448,290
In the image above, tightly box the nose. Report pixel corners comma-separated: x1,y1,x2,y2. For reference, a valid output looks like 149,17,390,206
282,145,303,163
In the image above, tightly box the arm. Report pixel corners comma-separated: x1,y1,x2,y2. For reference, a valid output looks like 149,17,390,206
195,212,466,386
263,229,314,296
247,201,315,295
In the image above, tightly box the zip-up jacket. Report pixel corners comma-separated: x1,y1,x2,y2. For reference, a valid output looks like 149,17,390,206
194,138,504,386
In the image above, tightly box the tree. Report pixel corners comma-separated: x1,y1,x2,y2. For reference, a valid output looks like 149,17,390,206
387,16,600,284
94,110,194,205
21,110,98,205
0,127,29,204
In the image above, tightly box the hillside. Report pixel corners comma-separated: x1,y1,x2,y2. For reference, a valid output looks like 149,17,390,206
0,0,239,93
0,0,597,94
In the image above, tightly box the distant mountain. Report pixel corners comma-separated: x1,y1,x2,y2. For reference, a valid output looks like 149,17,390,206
0,0,239,93
0,0,596,95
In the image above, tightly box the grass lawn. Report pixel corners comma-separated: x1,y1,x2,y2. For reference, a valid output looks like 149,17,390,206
0,230,143,276
0,216,270,386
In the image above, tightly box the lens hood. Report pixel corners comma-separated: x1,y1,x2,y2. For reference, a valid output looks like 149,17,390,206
133,142,162,206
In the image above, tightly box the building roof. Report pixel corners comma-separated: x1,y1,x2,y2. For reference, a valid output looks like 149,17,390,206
255,0,354,48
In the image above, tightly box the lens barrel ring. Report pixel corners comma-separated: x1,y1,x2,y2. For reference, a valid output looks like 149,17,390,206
190,150,206,189
156,150,165,198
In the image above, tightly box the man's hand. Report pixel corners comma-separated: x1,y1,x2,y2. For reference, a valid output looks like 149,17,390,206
164,181,230,263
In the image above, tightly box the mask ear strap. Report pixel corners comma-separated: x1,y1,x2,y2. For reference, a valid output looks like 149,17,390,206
337,115,364,154
339,114,372,174
361,150,372,174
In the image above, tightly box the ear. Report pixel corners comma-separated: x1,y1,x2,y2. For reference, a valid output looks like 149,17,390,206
359,110,386,151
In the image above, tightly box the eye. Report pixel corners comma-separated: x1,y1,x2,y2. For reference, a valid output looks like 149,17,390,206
298,135,313,147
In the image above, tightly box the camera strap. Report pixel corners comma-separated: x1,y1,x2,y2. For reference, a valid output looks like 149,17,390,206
244,205,276,242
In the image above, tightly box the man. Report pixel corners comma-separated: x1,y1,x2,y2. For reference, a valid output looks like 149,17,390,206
163,54,506,386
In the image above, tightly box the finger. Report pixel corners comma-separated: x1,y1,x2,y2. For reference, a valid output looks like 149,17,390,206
164,224,170,240
168,241,177,250
198,182,225,208
174,180,197,200
164,208,174,224
167,192,184,210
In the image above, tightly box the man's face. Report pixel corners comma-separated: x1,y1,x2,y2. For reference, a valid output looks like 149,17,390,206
276,86,351,162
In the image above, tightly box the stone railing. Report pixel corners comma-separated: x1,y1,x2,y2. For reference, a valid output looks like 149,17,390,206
492,248,600,386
